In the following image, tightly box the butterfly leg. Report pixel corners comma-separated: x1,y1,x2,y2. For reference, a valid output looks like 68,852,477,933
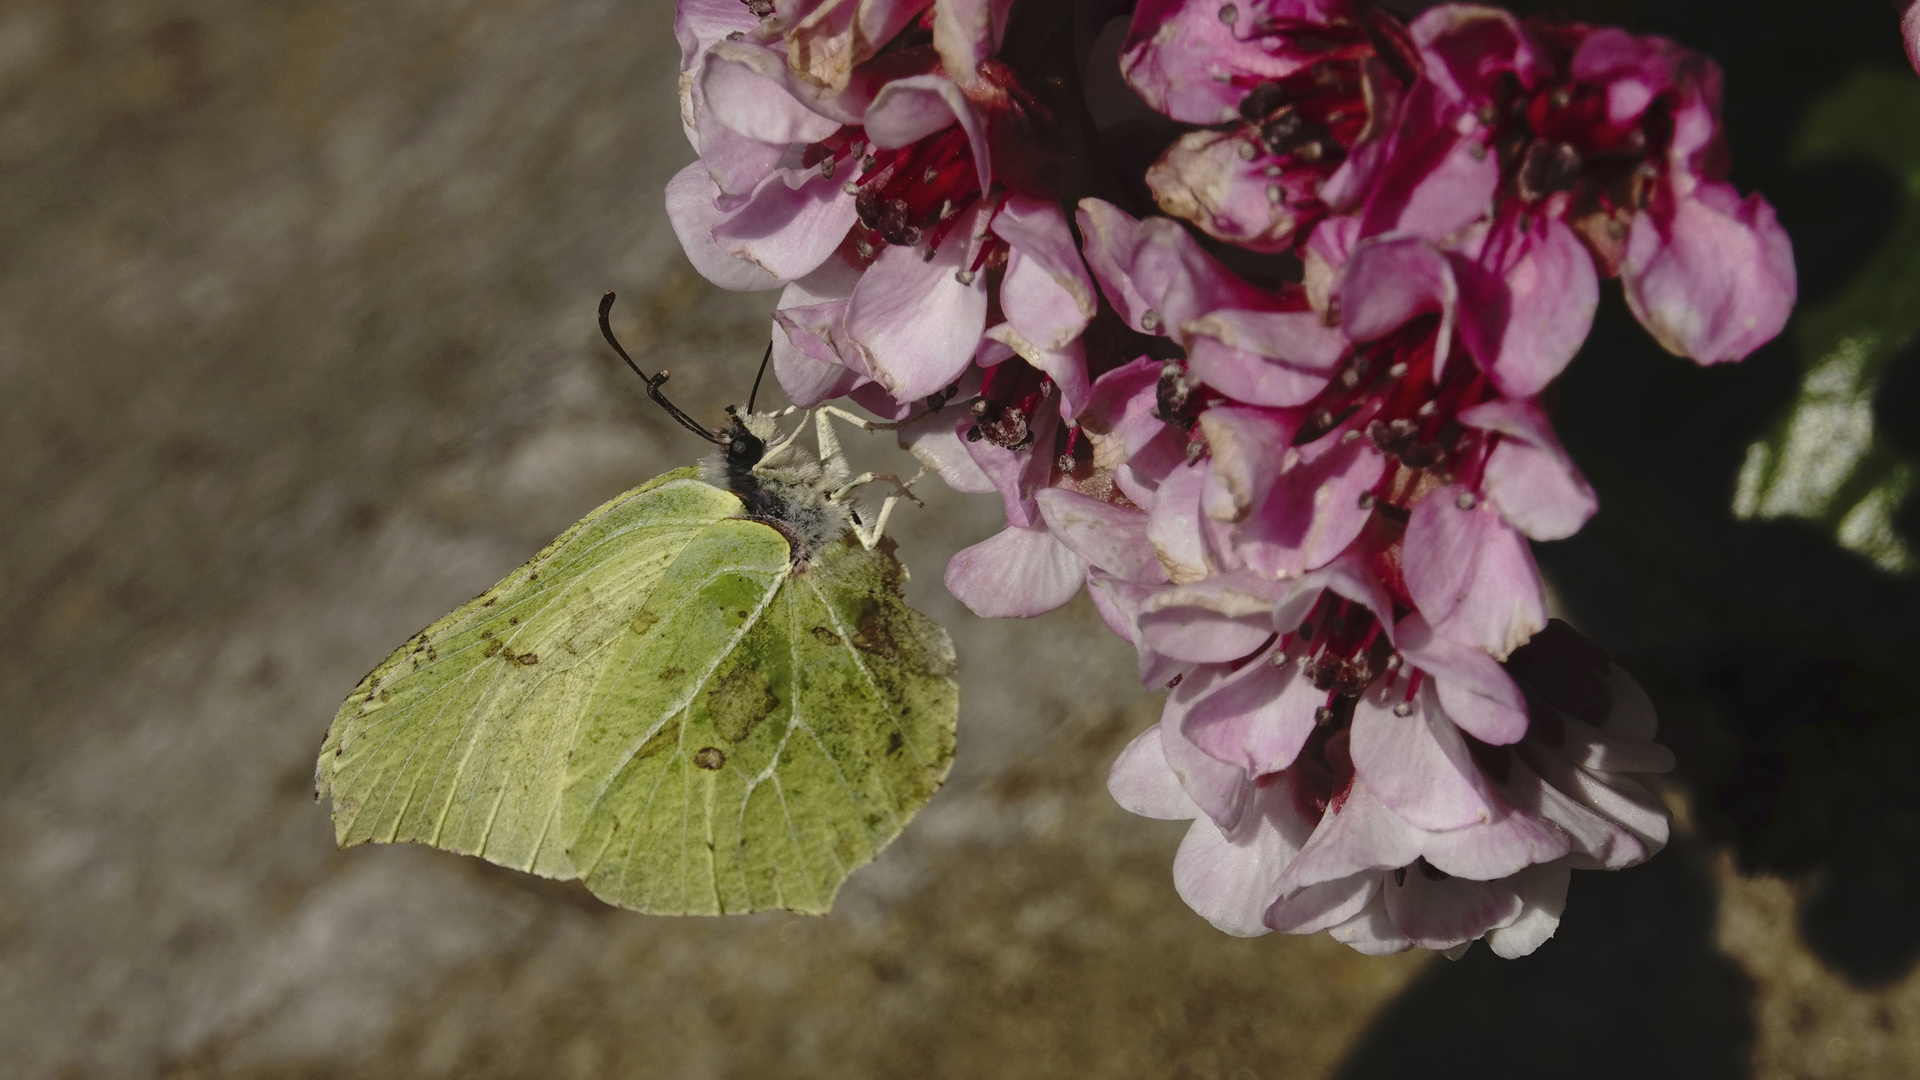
812,404,889,490
835,468,929,550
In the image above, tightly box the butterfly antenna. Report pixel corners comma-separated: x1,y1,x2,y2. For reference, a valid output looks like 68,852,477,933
599,292,722,445
746,342,773,413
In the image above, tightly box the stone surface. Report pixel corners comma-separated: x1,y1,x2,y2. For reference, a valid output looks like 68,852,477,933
1,2,1917,1079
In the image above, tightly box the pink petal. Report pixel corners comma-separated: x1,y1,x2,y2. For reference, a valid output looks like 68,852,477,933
666,163,783,292
1271,552,1398,637
1483,863,1571,959
992,197,1097,351
1339,233,1458,358
1907,1,1920,77
1233,427,1385,580
1159,712,1255,831
1183,314,1348,408
1357,85,1500,242
864,74,993,191
1172,777,1316,936
1118,0,1357,124
1383,868,1523,951
1266,871,1381,936
1402,484,1548,660
1277,781,1425,893
1457,398,1597,541
1172,648,1322,775
1035,488,1165,583
1502,755,1648,870
709,165,859,282
701,41,848,144
1075,198,1274,341
1453,214,1598,399
1622,181,1796,364
1326,887,1414,954
1108,724,1202,820
1600,664,1660,741
1349,679,1500,832
1407,4,1540,103
1417,799,1570,881
845,207,992,400
944,524,1087,617
1393,611,1529,745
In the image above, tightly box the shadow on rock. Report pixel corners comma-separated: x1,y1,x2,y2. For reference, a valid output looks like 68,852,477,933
1332,839,1755,1080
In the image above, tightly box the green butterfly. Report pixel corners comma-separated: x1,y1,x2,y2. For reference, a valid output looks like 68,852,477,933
315,294,958,915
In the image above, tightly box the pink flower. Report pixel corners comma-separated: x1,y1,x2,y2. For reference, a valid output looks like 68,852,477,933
670,0,1095,410
1117,0,1418,252
1905,1,1920,77
1109,618,1673,956
1397,8,1796,364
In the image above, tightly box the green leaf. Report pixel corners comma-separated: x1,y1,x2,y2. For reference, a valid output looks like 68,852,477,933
1733,66,1920,573
317,468,958,914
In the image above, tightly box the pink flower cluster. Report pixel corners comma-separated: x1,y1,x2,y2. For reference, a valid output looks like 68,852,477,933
667,0,1796,956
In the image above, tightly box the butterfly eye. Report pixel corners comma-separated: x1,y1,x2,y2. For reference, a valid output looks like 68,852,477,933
727,431,765,466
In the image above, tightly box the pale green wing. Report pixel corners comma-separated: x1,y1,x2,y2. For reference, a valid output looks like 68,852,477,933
563,530,958,915
317,468,738,880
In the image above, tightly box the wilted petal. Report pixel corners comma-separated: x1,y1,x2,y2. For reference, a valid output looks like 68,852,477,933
1622,181,1796,365
1118,0,1357,124
1145,461,1216,585
1383,868,1522,951
1453,214,1598,398
779,0,929,95
1484,863,1571,959
1082,357,1168,467
1108,724,1202,820
1198,406,1295,522
1457,398,1597,541
702,41,850,144
1036,488,1165,583
666,163,784,292
1138,570,1285,663
1147,128,1305,253
933,0,1015,85
1349,680,1500,831
944,524,1087,617
1402,484,1548,660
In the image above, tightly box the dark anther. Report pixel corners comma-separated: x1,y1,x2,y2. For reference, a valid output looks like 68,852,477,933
1239,82,1288,123
742,0,774,14
926,393,947,413
964,425,983,442
1257,112,1304,154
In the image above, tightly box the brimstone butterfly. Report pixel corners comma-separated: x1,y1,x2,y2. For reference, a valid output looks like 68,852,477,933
314,294,958,915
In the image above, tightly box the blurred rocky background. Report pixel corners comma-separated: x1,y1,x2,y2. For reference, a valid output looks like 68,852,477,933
1,1,1916,1077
